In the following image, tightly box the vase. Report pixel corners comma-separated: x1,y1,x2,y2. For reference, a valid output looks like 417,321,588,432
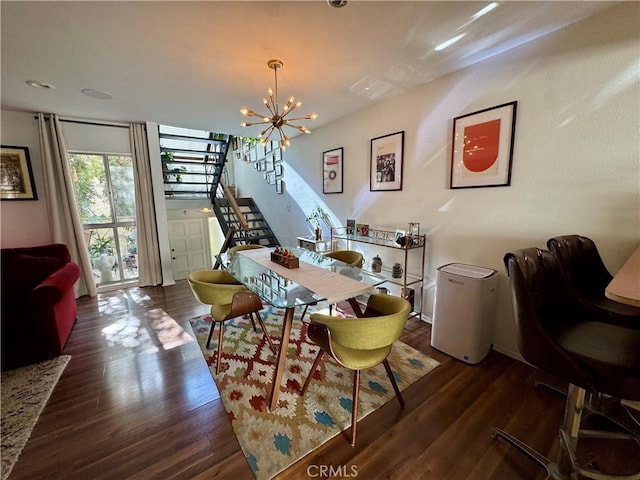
371,255,382,273
392,262,403,278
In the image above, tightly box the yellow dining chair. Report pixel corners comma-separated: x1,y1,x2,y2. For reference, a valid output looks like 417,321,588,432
228,244,266,255
326,249,364,268
300,293,411,446
300,249,365,321
188,270,277,374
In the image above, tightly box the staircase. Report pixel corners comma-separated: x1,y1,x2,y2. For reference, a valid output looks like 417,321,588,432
159,127,231,200
213,182,280,248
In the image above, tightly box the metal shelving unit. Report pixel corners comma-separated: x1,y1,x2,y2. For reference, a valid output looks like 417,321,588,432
330,227,426,319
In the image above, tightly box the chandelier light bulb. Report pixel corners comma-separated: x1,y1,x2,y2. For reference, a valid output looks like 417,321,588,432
240,59,317,148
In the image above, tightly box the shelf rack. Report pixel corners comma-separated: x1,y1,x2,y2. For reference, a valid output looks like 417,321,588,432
330,227,426,319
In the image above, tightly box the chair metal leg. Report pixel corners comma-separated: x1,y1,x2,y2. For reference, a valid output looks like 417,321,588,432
301,351,324,395
491,426,557,478
253,310,277,354
215,322,225,375
492,383,640,480
300,304,310,321
206,321,216,349
351,370,360,447
383,359,405,408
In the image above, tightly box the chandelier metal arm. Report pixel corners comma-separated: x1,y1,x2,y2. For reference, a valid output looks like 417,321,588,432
240,59,316,149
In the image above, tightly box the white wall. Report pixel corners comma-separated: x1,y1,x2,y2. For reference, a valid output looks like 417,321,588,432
234,2,640,359
0,110,52,247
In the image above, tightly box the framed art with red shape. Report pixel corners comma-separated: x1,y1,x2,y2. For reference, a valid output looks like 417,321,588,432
323,147,343,194
450,101,517,189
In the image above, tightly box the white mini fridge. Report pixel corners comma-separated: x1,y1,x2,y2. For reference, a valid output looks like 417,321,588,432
431,263,498,364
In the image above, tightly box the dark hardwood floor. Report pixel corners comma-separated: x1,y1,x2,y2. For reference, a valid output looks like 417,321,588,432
9,281,637,479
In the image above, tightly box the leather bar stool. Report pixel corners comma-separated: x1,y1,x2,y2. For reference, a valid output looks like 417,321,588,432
493,247,640,480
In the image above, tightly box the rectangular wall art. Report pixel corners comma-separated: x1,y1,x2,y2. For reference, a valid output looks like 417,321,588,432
0,145,37,200
370,131,404,191
322,147,343,194
450,101,517,189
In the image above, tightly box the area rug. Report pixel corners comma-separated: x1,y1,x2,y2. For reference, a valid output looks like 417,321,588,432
189,306,440,480
1,355,71,480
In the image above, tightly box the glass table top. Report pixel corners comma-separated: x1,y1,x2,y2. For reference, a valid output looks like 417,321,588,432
218,247,385,309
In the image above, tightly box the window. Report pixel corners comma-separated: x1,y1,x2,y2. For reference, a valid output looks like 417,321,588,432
69,153,138,287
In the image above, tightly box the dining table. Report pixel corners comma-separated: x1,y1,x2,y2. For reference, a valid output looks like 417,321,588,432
220,247,386,410
605,245,640,307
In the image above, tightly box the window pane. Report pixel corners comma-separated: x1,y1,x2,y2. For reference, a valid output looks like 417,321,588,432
69,154,112,224
87,227,118,284
108,155,135,223
118,226,138,280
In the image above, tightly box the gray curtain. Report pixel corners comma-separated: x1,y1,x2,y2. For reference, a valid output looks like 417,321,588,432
130,123,162,286
38,113,97,298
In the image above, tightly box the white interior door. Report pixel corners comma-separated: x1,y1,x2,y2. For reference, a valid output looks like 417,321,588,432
168,218,210,280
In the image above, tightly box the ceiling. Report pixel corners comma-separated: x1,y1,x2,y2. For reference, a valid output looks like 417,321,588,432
1,1,616,137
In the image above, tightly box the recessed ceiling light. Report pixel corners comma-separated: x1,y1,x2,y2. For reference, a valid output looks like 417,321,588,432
26,80,56,89
81,88,113,100
327,0,348,8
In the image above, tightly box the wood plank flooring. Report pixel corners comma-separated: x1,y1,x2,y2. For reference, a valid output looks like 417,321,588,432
8,281,637,479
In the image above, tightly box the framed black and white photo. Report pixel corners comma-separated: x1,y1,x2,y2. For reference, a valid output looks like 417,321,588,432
322,147,343,194
370,131,404,191
0,145,37,200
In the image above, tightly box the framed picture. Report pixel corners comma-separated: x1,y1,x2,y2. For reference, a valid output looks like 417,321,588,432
450,101,517,189
0,146,37,200
266,155,275,172
275,164,283,177
370,131,404,191
275,179,284,194
322,147,343,194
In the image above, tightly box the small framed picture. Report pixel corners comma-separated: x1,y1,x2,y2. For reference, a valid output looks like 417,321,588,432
275,164,283,177
370,131,404,191
322,147,343,194
450,101,517,188
266,155,275,172
276,179,284,194
1,146,38,200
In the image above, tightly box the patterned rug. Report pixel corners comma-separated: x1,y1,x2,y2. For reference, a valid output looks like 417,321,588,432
189,306,440,480
1,355,71,480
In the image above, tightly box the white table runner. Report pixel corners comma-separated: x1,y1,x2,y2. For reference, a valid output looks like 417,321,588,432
238,249,375,304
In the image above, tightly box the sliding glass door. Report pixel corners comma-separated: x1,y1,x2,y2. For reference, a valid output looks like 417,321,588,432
69,153,138,287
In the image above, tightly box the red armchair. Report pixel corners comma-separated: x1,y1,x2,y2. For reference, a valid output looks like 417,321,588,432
1,243,81,371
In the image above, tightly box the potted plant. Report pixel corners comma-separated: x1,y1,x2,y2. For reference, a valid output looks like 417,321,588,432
161,151,187,183
89,231,116,282
306,206,327,240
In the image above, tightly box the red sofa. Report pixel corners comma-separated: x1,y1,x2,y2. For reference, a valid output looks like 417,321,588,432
1,243,81,371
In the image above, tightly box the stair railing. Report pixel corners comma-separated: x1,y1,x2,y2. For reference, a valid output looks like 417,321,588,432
218,178,248,231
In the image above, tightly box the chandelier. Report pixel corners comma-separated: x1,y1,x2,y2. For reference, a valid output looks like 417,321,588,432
240,59,317,150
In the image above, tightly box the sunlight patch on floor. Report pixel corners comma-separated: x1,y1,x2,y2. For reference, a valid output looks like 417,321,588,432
101,308,193,353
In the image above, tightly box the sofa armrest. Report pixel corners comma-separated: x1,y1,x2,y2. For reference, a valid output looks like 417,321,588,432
30,262,81,304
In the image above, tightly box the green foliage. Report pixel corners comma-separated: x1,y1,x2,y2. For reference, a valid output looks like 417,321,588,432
306,206,327,228
69,154,108,224
161,151,186,182
89,231,115,257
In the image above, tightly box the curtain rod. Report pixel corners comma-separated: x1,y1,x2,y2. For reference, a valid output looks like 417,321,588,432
35,113,131,129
